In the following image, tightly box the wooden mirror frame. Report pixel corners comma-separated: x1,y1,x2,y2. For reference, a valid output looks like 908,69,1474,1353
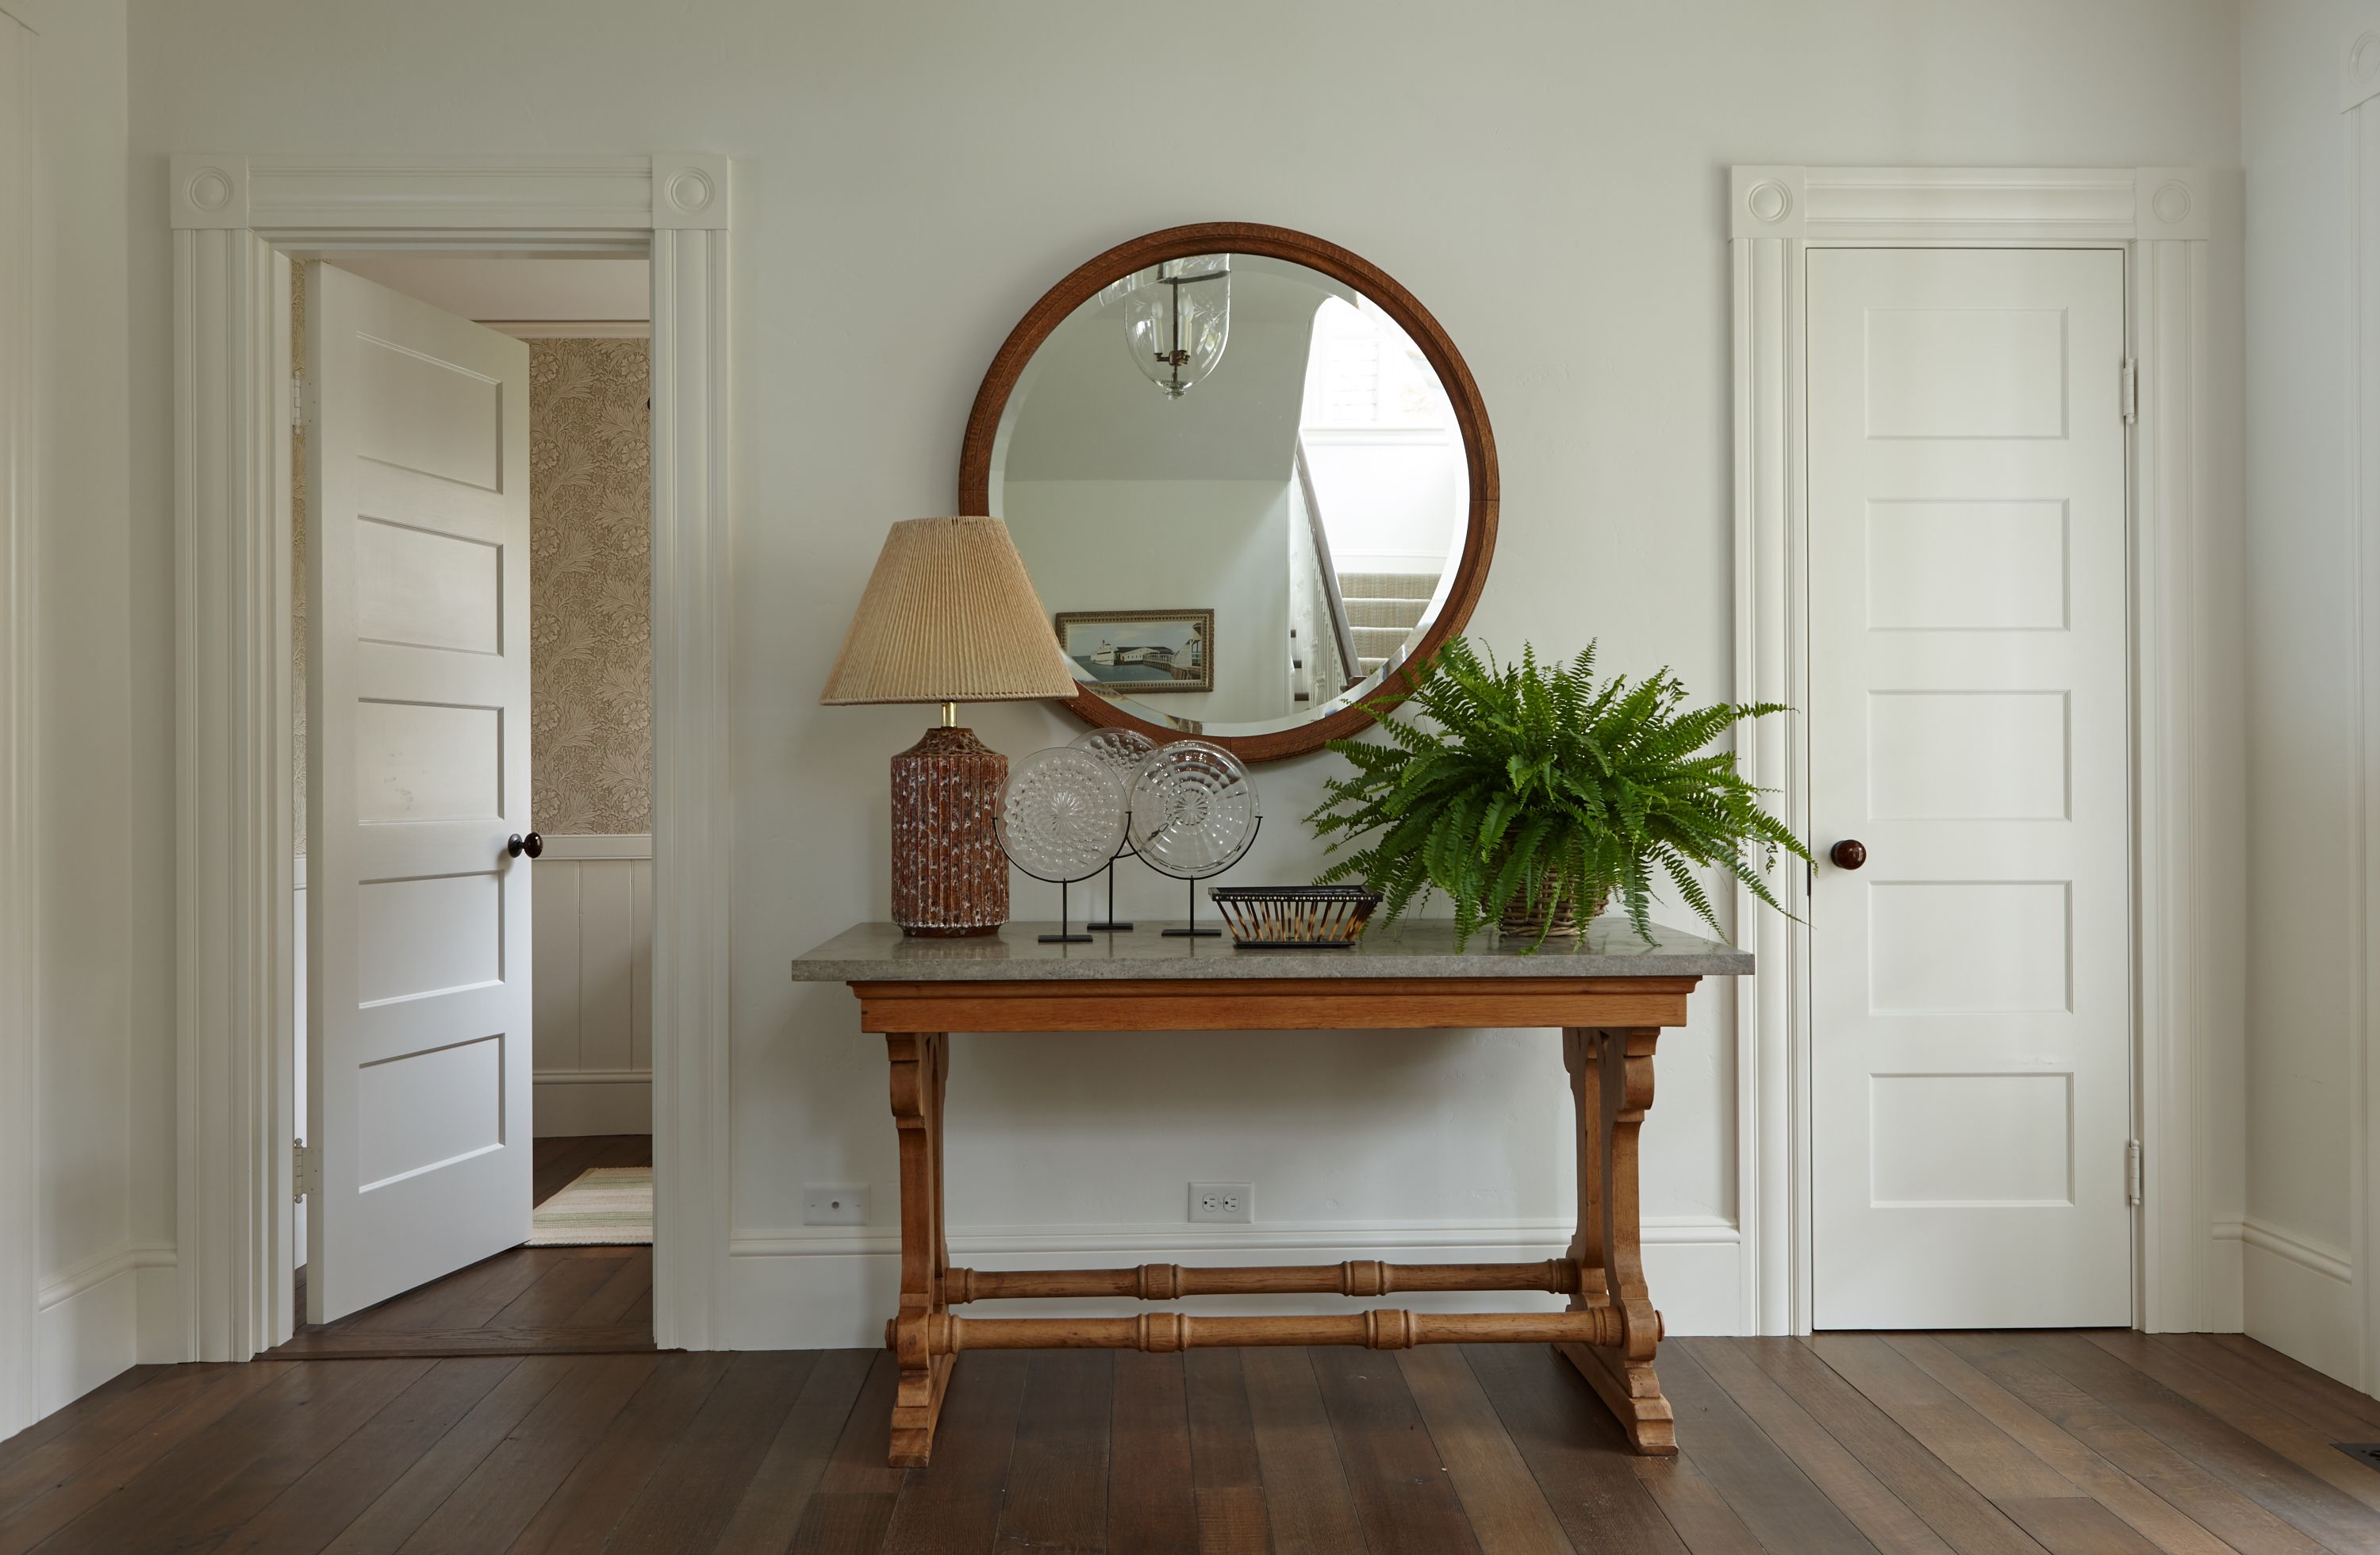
960,222,1499,763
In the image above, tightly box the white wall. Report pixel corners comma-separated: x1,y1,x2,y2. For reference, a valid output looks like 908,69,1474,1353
1005,479,1292,724
2,0,157,1430
117,0,2245,1353
2240,0,2370,1385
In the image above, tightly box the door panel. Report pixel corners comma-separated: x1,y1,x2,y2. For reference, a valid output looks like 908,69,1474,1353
307,263,532,1323
1810,247,2129,1329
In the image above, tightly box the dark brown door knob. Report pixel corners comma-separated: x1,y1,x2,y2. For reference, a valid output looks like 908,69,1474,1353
506,831,543,860
1829,839,1867,870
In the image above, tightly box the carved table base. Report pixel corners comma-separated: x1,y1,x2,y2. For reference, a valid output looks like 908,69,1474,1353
864,979,1697,1467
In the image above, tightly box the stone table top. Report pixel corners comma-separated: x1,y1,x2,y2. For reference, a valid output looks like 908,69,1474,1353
790,918,1752,982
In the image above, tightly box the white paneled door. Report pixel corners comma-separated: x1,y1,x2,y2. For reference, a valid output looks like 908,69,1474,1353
1809,248,2130,1329
306,263,533,1323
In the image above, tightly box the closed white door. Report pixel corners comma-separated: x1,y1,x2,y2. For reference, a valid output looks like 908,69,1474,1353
306,263,533,1323
1809,248,2131,1329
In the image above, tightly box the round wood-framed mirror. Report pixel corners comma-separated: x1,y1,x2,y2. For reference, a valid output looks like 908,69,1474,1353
961,222,1498,763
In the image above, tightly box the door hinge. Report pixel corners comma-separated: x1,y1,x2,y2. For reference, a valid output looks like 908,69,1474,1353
2119,359,2138,424
293,1138,317,1204
2125,1138,2144,1206
291,371,306,432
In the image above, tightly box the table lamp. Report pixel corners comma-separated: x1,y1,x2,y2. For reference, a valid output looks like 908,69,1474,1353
822,516,1082,935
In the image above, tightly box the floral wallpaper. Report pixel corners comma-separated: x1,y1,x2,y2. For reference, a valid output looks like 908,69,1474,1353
530,337,653,835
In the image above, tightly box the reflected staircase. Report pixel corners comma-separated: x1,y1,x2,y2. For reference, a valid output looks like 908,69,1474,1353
1337,573,1435,678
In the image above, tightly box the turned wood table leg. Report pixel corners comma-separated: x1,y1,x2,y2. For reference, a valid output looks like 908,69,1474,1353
1559,1026,1676,1454
886,1031,954,1467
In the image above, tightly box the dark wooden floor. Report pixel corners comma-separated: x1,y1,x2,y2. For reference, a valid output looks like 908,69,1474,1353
274,1135,654,1360
9,1330,2380,1552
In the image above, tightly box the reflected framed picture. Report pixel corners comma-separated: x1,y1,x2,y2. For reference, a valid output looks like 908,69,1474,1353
1055,609,1214,694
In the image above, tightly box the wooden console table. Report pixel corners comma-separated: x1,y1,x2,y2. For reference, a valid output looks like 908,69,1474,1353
790,920,1750,1466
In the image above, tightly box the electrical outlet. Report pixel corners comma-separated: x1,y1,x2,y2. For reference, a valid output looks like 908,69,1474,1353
1190,1181,1253,1224
802,1184,869,1227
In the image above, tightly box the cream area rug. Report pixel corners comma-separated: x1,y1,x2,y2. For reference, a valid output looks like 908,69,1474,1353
529,1166,653,1246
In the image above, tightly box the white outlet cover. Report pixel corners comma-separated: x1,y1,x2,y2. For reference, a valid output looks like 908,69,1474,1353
1189,1181,1253,1224
803,1183,869,1227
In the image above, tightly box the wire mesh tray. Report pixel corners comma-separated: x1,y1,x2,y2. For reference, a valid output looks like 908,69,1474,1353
1209,886,1382,948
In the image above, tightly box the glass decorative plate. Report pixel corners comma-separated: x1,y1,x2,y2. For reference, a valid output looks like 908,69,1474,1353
996,747,1127,883
1070,726,1157,779
1127,739,1258,879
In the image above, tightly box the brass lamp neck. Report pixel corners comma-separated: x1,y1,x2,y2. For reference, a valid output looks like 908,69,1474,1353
940,701,958,728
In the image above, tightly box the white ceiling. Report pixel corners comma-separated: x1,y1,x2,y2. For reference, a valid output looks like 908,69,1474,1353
325,256,649,324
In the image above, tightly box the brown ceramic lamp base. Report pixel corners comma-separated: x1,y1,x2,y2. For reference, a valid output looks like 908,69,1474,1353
892,724,1008,936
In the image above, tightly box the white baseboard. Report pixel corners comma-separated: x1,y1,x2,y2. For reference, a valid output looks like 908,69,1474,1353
719,1216,1744,1349
535,1069,651,1136
2237,1215,2360,1387
36,1242,174,1415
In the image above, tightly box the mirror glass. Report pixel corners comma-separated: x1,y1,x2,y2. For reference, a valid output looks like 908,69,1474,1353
989,253,1471,739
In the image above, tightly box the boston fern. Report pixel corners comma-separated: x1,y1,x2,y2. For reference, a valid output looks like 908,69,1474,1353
1307,638,1807,949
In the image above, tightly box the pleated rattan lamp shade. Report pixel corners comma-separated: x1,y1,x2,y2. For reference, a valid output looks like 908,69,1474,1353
822,516,1078,705
823,518,1081,936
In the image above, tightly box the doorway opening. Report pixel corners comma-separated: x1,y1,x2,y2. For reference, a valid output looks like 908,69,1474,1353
282,253,657,1354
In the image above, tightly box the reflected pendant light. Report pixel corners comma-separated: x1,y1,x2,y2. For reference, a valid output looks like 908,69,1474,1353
1123,255,1230,397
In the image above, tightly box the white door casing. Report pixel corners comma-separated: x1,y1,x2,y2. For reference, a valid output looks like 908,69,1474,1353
305,263,533,1323
1806,247,2131,1328
172,155,728,1362
1732,167,2225,1336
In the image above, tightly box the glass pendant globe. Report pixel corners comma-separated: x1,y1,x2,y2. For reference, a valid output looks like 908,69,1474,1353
1122,255,1230,397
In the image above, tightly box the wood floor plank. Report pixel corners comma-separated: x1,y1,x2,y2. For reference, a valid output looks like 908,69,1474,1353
1683,1340,1953,1553
1883,1336,2234,1555
1308,1346,1483,1555
1458,1342,1689,1553
1623,1452,1765,1555
879,1350,1027,1555
1241,1348,1369,1555
486,1254,641,1332
0,1361,294,1554
0,1366,221,1517
2205,1333,2380,1434
601,1350,817,1555
1188,1350,1264,1494
808,1348,905,1499
1195,1484,1274,1555
1395,1346,1573,1555
2085,1329,2380,1515
340,1249,552,1337
1108,1352,1199,1555
216,1358,524,1555
25,1358,434,1555
1939,1331,2329,1555
387,1353,665,1554
1736,1338,2045,1554
1810,1334,2082,1507
562,1254,654,1330
1992,1495,2163,1553
321,1353,581,1554
716,1349,881,1555
788,1490,899,1554
2017,1331,2380,1551
1659,1342,1878,1553
2147,1333,2380,1448
993,1349,1114,1555
265,1323,654,1359
501,1353,732,1555
2161,1323,2380,1438
0,1367,175,1490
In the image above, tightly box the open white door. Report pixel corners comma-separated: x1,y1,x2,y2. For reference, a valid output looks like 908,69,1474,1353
306,263,533,1323
1808,248,2132,1328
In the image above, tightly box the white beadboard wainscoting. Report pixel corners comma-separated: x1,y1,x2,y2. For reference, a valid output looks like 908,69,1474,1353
533,835,654,1135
